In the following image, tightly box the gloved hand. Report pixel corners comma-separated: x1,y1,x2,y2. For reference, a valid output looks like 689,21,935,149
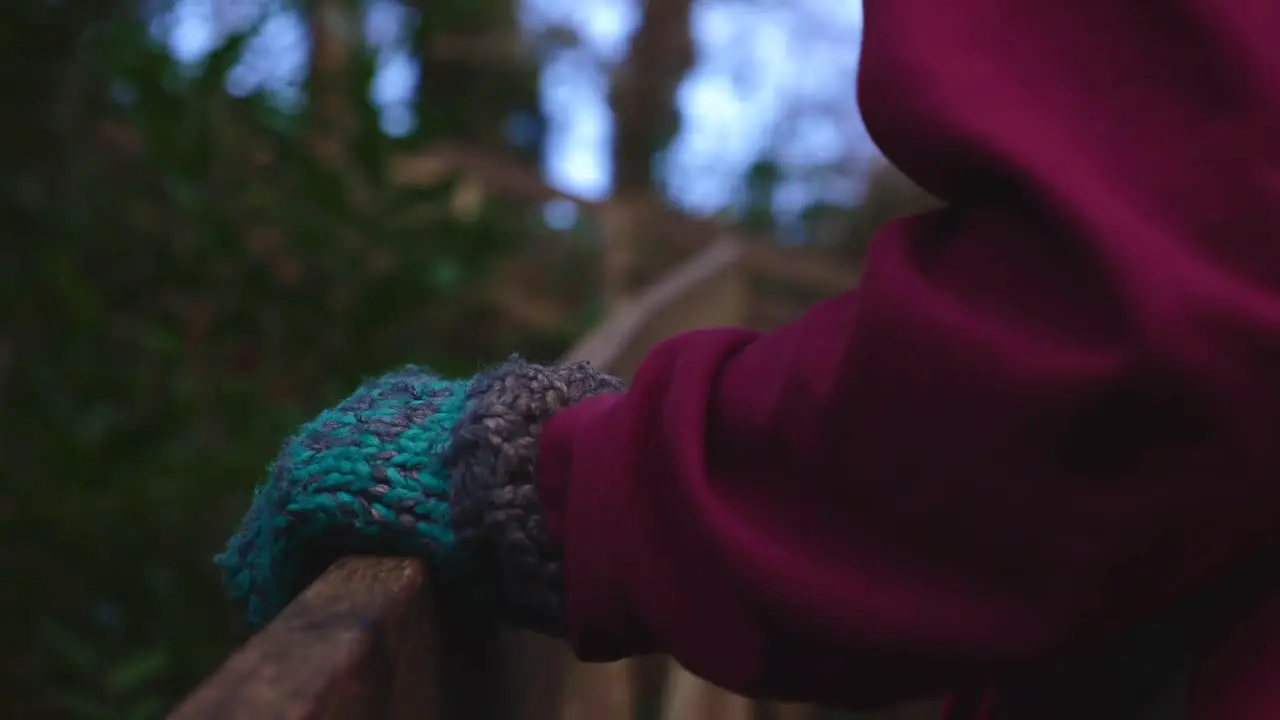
214,357,622,634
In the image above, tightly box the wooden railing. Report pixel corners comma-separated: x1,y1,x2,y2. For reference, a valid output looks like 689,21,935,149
170,237,940,720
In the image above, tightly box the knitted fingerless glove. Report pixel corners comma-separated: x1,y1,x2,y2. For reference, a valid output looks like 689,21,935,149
214,357,623,635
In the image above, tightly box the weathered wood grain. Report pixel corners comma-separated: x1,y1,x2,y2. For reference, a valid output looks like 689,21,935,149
169,556,438,720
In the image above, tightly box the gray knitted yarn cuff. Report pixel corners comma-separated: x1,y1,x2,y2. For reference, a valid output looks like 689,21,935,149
445,357,624,636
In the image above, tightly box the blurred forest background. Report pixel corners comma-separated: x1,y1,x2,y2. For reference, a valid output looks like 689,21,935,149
0,0,933,717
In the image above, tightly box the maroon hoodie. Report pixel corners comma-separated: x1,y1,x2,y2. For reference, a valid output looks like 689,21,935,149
536,1,1280,718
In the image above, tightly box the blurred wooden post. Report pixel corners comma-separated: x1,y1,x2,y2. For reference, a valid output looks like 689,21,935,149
306,0,357,167
660,661,753,720
603,0,693,309
599,194,641,309
560,662,636,720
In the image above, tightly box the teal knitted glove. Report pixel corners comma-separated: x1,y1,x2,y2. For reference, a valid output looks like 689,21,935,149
214,358,622,634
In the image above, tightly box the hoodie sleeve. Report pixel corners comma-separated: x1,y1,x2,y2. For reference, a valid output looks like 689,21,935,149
536,0,1280,708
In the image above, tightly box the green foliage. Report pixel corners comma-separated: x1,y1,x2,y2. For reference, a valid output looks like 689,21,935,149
0,4,557,718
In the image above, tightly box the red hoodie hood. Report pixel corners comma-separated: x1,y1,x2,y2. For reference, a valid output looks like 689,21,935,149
860,3,1280,204
860,1,1280,316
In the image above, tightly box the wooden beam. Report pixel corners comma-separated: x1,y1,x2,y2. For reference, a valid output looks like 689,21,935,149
169,557,439,720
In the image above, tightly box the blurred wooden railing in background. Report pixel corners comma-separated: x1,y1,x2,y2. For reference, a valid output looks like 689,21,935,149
169,237,942,720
